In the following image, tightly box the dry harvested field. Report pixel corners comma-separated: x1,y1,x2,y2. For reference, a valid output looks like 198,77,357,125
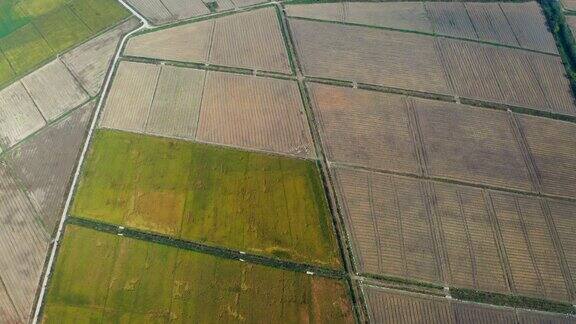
62,18,141,96
0,161,49,323
548,199,576,303
308,83,419,174
286,2,433,33
0,82,45,149
363,286,575,323
463,3,519,46
125,8,291,73
517,115,576,199
290,19,451,94
426,2,477,40
6,101,95,232
488,191,571,302
100,61,160,132
20,59,89,121
564,0,576,11
197,71,314,158
437,38,575,115
500,2,558,54
146,65,205,139
126,0,209,25
412,98,533,192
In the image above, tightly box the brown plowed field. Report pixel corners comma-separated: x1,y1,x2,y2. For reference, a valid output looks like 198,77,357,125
146,66,205,139
517,115,576,199
308,83,420,174
197,71,314,158
500,2,558,54
0,82,45,149
290,19,451,94
62,18,141,96
464,3,518,46
413,98,533,192
100,61,160,132
21,59,89,121
426,2,477,39
7,101,95,232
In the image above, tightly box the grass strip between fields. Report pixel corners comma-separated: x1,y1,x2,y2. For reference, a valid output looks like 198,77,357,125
67,216,345,279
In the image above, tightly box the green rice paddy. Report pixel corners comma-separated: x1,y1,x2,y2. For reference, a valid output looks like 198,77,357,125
43,225,354,323
0,0,130,86
72,130,342,268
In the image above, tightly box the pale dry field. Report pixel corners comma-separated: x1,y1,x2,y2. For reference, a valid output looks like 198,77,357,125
500,2,558,54
7,101,95,232
333,167,442,284
20,59,89,121
413,98,533,192
548,200,576,304
290,19,451,94
0,82,45,149
62,18,141,96
426,2,477,39
100,61,160,132
464,3,518,46
528,53,576,116
0,161,49,323
285,3,344,23
308,83,420,174
125,0,174,25
161,0,210,20
146,65,205,139
488,191,571,302
518,310,576,324
517,115,576,199
125,19,213,63
452,302,517,324
197,71,314,158
210,8,291,73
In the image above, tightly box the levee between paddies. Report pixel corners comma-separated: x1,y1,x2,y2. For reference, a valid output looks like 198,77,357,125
72,130,341,268
42,225,354,323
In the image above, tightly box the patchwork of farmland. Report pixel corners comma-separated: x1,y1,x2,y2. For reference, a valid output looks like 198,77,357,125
43,225,353,323
363,286,575,323
125,7,292,74
125,0,209,25
286,1,556,53
100,61,313,158
0,0,131,87
72,130,339,268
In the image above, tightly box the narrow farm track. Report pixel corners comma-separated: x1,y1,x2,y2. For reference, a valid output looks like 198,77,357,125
31,2,151,322
66,217,345,279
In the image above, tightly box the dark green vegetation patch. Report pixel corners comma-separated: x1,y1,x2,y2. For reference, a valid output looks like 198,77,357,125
43,225,354,323
73,130,341,268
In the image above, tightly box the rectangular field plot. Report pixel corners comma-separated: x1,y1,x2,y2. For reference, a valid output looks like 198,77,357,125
437,38,576,115
517,115,576,199
413,98,534,192
7,101,95,232
34,6,92,54
43,225,354,323
125,8,291,74
308,83,420,174
0,24,54,76
126,0,173,25
488,191,572,302
0,161,49,323
197,71,314,158
72,130,340,268
548,200,576,303
126,0,209,25
21,59,89,121
333,167,442,284
62,18,141,96
500,2,558,54
286,2,433,33
426,2,477,39
463,3,518,46
290,19,451,94
0,82,45,149
517,310,576,324
100,61,160,132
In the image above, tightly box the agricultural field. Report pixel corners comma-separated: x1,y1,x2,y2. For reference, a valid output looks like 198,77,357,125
0,161,49,324
125,7,292,73
426,2,477,40
0,0,131,87
42,225,354,323
333,166,576,303
363,286,574,323
101,61,313,157
6,101,95,232
72,130,340,268
125,0,209,25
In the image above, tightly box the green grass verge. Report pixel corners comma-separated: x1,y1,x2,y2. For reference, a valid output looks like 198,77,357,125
0,0,130,87
43,225,354,323
72,130,341,268
451,288,576,315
